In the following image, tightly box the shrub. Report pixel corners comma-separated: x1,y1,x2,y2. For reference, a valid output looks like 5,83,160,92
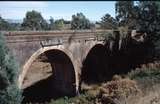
127,63,160,92
49,93,96,104
0,32,22,104
98,76,140,99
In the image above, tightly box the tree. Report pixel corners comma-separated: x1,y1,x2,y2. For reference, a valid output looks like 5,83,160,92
100,13,118,29
157,1,160,13
49,17,55,30
71,13,91,30
10,23,21,31
139,1,160,58
0,16,21,31
54,19,64,30
115,1,136,28
136,1,160,32
21,10,49,30
0,32,22,104
115,1,160,59
63,20,71,24
0,16,11,30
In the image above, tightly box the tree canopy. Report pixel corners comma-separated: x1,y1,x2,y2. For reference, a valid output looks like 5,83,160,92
114,1,160,58
71,13,91,30
115,1,137,29
21,10,49,31
54,19,64,30
0,16,20,31
100,13,118,29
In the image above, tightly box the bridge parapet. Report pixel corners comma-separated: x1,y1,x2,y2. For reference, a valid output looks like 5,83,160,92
2,30,110,43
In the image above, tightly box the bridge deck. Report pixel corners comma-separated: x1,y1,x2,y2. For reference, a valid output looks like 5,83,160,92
3,30,108,43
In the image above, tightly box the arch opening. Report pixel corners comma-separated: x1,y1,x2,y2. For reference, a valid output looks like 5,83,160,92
81,44,112,84
22,49,76,104
81,39,150,86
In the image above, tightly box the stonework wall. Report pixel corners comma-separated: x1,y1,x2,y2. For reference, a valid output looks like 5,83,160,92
4,30,105,94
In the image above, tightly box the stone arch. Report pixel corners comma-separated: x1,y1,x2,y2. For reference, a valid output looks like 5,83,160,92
18,45,77,94
82,41,104,60
81,43,110,84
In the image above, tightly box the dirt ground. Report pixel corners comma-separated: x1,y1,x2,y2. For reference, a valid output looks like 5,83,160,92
22,59,52,89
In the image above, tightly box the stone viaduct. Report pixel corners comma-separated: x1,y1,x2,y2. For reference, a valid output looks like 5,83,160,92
3,30,112,95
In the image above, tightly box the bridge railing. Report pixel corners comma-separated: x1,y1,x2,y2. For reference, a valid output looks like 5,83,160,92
3,29,109,43
2,29,112,36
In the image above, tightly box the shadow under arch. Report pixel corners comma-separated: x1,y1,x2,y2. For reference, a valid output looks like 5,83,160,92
81,44,112,84
20,46,76,103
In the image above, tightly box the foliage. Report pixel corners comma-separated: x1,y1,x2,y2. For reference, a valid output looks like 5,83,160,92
63,20,70,24
99,76,140,99
101,31,114,41
0,16,11,30
136,1,159,31
126,62,160,96
100,13,118,29
118,26,129,37
0,16,20,31
49,17,55,30
48,76,140,104
54,19,64,30
49,17,66,30
101,26,128,41
71,13,91,30
21,10,49,31
0,32,22,104
115,1,136,28
115,1,160,59
115,1,160,31
0,85,22,104
48,93,96,104
128,63,160,87
138,1,160,58
10,23,21,31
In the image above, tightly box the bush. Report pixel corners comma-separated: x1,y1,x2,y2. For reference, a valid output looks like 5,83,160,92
49,93,96,104
96,75,140,104
0,32,22,104
127,63,160,92
99,76,140,98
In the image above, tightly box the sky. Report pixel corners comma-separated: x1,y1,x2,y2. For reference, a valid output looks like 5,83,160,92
0,1,115,22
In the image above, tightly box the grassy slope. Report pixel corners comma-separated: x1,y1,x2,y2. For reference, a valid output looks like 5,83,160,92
25,62,160,104
50,62,160,104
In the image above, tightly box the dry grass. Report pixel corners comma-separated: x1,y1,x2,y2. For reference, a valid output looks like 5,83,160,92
125,84,160,104
124,62,160,104
22,61,52,89
24,61,160,104
97,75,140,104
49,62,160,104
